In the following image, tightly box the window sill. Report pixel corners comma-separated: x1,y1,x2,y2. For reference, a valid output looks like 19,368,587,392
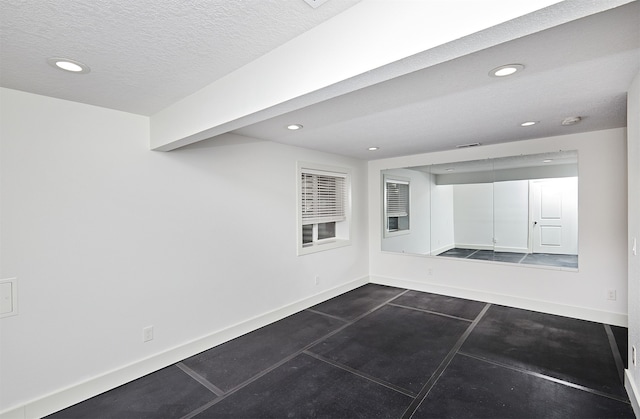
384,229,411,238
298,239,351,256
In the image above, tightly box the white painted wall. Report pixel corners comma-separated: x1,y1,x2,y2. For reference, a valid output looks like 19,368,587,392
0,88,369,413
452,183,494,250
494,180,529,252
626,71,640,415
369,128,628,326
430,183,455,255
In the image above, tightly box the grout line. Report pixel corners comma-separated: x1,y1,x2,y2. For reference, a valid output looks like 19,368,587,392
175,362,225,397
604,324,625,384
303,350,417,398
457,351,632,405
305,308,350,323
387,302,474,323
180,398,220,419
180,287,410,419
466,249,480,258
401,302,492,419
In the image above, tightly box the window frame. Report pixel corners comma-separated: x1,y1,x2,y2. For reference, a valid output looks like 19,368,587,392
383,175,411,237
297,162,352,255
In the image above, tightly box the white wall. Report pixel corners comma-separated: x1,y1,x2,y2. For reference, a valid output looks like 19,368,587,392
626,71,640,416
494,180,529,252
369,128,628,326
430,183,454,254
453,183,494,250
0,88,369,413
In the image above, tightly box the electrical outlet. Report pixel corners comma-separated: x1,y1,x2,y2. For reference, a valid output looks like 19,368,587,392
143,326,153,342
314,276,320,286
633,346,637,367
427,268,433,276
607,290,616,301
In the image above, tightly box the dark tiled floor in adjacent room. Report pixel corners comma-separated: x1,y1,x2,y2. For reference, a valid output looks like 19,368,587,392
48,284,633,419
438,247,579,268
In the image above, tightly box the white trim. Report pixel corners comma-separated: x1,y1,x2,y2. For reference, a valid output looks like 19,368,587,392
0,276,369,419
625,370,640,418
369,275,628,327
493,246,530,253
383,174,411,238
297,161,352,256
298,238,351,255
454,243,494,251
430,243,455,256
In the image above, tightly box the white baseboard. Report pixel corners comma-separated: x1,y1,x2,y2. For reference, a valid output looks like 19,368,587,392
493,246,529,253
370,275,628,327
626,370,640,418
430,243,454,256
454,243,494,251
0,276,368,419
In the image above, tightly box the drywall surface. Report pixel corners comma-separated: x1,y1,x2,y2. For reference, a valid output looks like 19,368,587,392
493,180,529,252
626,71,640,415
0,88,368,411
369,128,629,325
453,183,494,249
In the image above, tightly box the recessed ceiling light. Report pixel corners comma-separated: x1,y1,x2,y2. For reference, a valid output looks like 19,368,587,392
287,124,303,130
520,121,538,127
368,147,379,151
543,159,553,163
445,168,455,172
561,116,582,126
489,64,524,77
47,57,90,74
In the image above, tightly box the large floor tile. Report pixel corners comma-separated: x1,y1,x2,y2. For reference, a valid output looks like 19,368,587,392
309,283,406,321
309,304,470,394
181,309,345,392
413,354,634,419
461,305,626,397
392,290,486,321
521,252,578,268
437,248,477,258
46,365,216,419
194,353,412,418
611,325,629,369
466,250,496,261
473,251,526,263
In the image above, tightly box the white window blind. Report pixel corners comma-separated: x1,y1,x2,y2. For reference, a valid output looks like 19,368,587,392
301,170,346,225
386,180,409,217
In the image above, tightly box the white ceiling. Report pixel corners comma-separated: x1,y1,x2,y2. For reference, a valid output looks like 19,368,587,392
1,0,638,160
0,0,360,115
233,1,640,159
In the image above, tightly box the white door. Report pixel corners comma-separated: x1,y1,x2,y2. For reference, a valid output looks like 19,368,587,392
529,178,578,255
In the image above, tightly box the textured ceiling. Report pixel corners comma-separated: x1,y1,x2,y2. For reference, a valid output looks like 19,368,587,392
1,0,638,160
0,0,360,115
233,1,640,159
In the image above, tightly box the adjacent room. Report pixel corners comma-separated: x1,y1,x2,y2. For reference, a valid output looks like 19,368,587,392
1,1,639,418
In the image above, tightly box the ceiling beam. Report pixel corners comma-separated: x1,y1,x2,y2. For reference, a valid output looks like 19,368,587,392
149,0,631,151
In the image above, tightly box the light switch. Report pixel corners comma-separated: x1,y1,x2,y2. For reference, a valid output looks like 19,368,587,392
0,282,13,314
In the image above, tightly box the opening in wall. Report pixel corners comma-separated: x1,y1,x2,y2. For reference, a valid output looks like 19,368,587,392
384,175,410,237
297,163,351,255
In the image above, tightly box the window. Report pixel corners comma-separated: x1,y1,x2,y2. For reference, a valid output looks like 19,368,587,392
384,176,410,236
298,163,351,255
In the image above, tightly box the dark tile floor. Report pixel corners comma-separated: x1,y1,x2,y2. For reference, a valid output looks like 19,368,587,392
48,284,633,419
438,248,579,269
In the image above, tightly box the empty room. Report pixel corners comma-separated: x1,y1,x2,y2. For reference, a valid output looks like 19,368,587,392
1,1,639,418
